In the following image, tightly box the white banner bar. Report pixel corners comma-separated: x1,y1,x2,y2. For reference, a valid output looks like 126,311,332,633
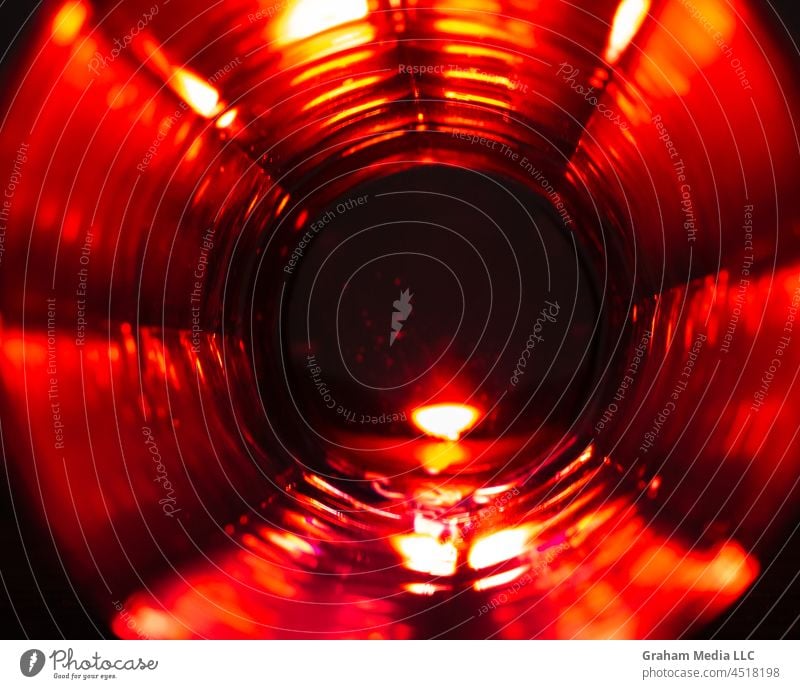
1,641,799,687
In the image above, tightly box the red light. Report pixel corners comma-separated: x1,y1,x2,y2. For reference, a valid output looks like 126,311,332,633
170,68,221,118
391,534,458,576
605,0,650,63
51,1,87,46
278,0,369,43
468,526,537,570
215,108,238,129
411,403,480,441
2,0,797,642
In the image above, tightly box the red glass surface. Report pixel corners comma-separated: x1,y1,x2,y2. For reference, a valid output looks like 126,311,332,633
1,0,799,639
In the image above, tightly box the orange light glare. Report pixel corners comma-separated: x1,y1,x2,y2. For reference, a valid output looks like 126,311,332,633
262,529,316,557
3,338,46,366
215,108,238,129
411,403,479,441
52,1,87,46
416,441,468,474
303,75,383,111
442,43,519,63
444,91,509,110
473,565,529,591
325,96,387,126
114,602,190,640
468,526,536,570
605,0,650,64
281,0,369,42
444,70,517,91
391,534,458,576
404,582,449,596
171,69,221,118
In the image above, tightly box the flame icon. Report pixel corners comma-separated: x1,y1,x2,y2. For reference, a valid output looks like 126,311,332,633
389,288,413,346
20,649,45,677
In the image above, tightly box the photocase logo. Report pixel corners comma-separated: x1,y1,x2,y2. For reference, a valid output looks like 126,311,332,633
389,288,413,346
20,649,45,677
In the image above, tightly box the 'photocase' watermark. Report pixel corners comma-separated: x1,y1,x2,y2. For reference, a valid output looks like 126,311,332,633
142,426,181,517
510,301,561,387
556,63,630,131
88,3,166,75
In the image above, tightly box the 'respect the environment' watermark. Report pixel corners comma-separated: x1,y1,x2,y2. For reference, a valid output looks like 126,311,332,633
46,298,66,451
720,203,755,354
247,0,289,22
136,55,240,172
452,131,574,228
209,57,242,84
137,102,189,172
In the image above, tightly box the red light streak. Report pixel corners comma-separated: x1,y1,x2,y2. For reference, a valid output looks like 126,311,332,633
411,403,480,441
605,0,651,64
